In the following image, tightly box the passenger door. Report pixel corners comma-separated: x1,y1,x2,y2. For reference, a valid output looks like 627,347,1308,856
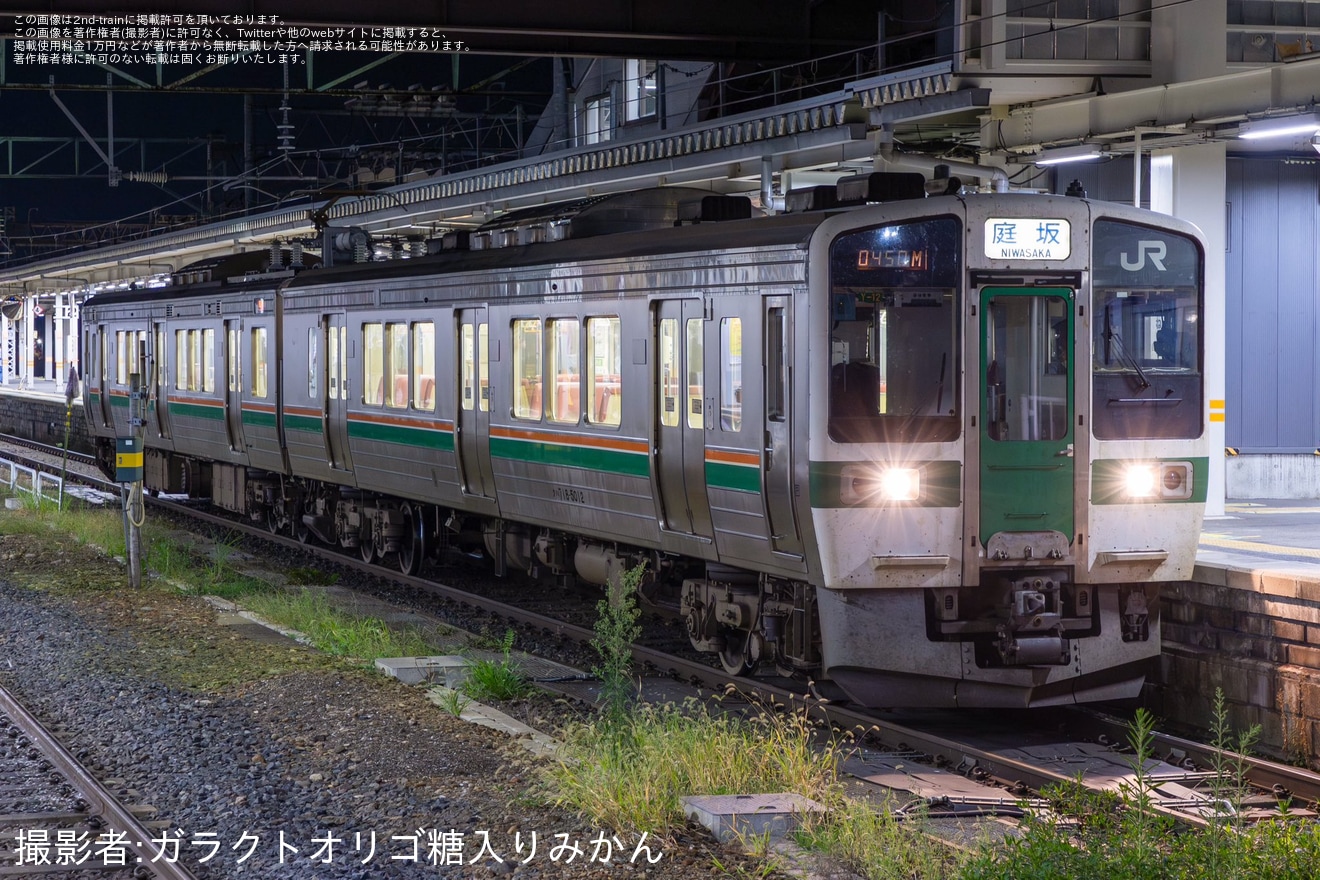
456,308,494,499
224,319,245,452
763,296,803,558
979,287,1075,545
324,313,352,471
152,323,172,440
654,299,713,539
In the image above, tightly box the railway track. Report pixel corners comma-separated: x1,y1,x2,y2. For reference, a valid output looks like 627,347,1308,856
2,432,1318,833
0,683,199,879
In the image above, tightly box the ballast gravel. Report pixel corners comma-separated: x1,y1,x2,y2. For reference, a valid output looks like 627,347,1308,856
0,529,791,879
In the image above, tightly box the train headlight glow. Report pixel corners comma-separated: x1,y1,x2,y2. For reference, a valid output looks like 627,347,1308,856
879,468,921,502
1123,464,1160,498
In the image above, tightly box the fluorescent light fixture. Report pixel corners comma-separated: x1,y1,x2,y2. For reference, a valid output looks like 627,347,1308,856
1238,112,1320,140
1033,144,1106,166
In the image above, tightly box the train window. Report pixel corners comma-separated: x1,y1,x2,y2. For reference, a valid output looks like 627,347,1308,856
1092,221,1203,439
658,319,679,427
251,328,269,398
460,324,474,412
412,322,435,411
767,308,786,422
720,318,742,432
587,317,621,427
985,296,1070,442
686,318,703,430
115,331,127,385
362,323,384,406
227,328,240,392
175,330,187,390
478,323,489,413
202,329,215,392
308,328,318,400
386,323,408,409
156,328,167,391
513,319,543,420
828,217,961,443
548,318,581,424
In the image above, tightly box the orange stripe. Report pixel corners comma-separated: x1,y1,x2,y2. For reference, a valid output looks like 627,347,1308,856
1209,413,1226,422
283,405,322,417
170,395,223,408
705,448,760,466
243,402,277,413
349,411,453,431
491,425,648,454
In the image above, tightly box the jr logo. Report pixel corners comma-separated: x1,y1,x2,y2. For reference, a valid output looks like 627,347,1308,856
1119,240,1167,271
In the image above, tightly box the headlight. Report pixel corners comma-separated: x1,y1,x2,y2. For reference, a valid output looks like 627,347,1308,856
879,467,921,502
1122,461,1194,501
840,464,922,504
1123,464,1159,498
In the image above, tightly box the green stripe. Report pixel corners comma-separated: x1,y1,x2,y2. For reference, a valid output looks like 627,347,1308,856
169,401,225,421
282,413,324,434
810,459,961,508
1092,457,1208,504
109,394,129,409
705,460,761,493
242,409,278,429
348,418,455,451
490,435,649,478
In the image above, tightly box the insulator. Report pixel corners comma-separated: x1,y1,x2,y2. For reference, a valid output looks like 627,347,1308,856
290,241,304,267
268,240,282,270
127,171,169,184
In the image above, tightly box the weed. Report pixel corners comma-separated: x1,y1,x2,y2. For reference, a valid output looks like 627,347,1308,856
243,588,434,662
434,687,473,717
795,798,964,880
461,630,531,701
592,561,644,725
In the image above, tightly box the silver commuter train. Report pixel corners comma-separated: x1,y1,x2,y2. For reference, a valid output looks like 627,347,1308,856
81,176,1207,708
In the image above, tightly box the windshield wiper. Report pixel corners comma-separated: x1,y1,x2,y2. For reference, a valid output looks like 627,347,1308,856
1103,306,1150,391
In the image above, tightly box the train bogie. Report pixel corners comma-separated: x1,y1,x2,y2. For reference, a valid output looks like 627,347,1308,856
81,182,1207,708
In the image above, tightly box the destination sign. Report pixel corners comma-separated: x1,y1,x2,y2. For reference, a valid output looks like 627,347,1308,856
984,217,1071,261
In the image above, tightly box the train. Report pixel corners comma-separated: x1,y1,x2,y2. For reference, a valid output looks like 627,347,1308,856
80,174,1208,708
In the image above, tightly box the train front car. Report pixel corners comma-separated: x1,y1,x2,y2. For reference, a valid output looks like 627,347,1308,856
807,194,1206,708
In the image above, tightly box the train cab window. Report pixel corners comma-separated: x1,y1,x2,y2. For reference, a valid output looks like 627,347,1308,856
720,318,742,431
362,323,384,406
587,317,621,427
548,318,581,424
659,319,680,428
1092,221,1203,439
686,318,703,429
828,217,961,443
251,327,269,398
513,319,543,420
412,322,435,411
386,322,408,408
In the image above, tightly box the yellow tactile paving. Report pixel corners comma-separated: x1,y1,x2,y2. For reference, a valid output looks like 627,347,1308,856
1200,533,1320,560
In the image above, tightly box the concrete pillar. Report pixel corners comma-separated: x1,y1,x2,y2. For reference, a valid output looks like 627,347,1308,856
1150,142,1227,516
1151,0,1226,85
21,296,33,387
1,309,10,385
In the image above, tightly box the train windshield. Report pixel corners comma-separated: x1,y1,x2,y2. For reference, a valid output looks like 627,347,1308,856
828,216,961,443
1092,220,1203,439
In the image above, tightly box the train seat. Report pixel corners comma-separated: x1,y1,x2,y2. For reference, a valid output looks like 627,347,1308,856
418,375,435,410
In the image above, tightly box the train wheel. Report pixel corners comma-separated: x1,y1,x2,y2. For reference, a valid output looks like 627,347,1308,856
294,518,310,544
266,505,282,536
360,539,376,564
397,503,425,576
718,628,762,677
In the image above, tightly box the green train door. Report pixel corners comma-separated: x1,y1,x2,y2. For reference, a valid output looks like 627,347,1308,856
980,288,1074,546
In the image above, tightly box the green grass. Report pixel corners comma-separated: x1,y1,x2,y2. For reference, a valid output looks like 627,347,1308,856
461,629,532,701
241,587,435,662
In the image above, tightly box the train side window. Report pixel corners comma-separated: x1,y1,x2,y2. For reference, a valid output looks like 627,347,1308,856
308,328,318,400
412,322,435,411
385,322,408,408
720,318,742,432
478,323,489,413
587,316,621,427
227,328,240,392
659,318,679,427
202,328,215,392
461,324,475,411
685,317,703,430
251,327,269,398
548,318,580,424
767,308,786,422
513,319,543,420
362,323,384,406
175,330,187,390
115,331,127,385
